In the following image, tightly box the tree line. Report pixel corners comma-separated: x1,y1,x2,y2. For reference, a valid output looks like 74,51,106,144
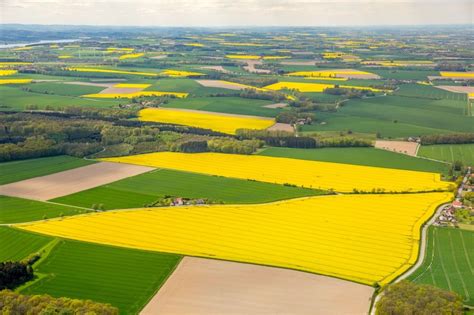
420,133,474,145
0,290,118,315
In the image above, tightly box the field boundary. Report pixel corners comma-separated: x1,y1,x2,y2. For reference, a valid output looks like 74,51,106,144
370,202,451,315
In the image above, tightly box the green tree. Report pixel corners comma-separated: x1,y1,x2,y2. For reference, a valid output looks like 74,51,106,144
376,281,463,315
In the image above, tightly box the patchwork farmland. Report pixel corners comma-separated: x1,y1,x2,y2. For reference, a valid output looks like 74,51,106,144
1,22,472,315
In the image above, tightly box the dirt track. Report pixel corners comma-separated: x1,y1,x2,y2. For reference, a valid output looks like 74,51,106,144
0,162,153,201
141,257,373,315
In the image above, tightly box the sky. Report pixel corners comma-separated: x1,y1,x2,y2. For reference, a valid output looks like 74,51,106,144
1,0,473,27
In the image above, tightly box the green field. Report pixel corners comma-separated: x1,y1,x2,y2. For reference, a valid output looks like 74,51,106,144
145,78,237,96
409,227,474,306
0,226,52,261
368,69,438,80
303,94,473,138
302,112,450,138
259,147,449,173
395,84,468,102
0,196,90,224
52,168,322,210
0,85,121,110
26,82,104,96
163,96,281,117
22,239,180,314
0,155,95,185
418,144,474,166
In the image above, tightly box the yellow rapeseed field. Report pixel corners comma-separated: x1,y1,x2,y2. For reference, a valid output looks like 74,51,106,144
264,81,384,93
440,71,474,78
13,46,33,51
118,53,144,60
322,52,344,59
138,108,274,134
66,67,158,76
184,43,204,47
226,54,261,60
0,79,32,85
113,83,151,89
58,55,73,59
18,192,452,286
0,62,32,68
82,91,188,99
262,56,291,60
304,77,348,81
159,69,205,77
103,152,452,193
0,70,18,76
106,47,134,53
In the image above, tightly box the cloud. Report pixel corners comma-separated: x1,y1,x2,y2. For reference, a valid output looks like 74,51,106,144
2,0,472,26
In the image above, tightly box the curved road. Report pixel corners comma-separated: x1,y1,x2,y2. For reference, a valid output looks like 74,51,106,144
370,202,449,314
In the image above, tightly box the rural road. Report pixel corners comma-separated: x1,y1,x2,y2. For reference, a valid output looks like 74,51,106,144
369,202,450,315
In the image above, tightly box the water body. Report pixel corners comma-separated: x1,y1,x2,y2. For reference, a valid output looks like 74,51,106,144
0,39,81,49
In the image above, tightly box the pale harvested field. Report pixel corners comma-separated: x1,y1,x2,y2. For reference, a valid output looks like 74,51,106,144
243,60,271,74
428,76,473,81
335,69,380,79
280,60,316,66
0,162,153,201
63,81,115,88
200,65,231,74
196,80,249,90
150,55,167,59
141,257,373,315
98,86,144,94
375,140,419,156
435,85,474,94
267,122,294,132
263,102,288,108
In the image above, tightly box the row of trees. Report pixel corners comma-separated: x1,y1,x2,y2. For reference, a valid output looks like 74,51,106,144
167,138,264,154
420,133,474,145
0,290,118,315
236,129,372,149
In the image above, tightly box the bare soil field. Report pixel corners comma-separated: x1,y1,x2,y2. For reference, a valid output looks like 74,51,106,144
435,85,474,95
267,122,294,132
280,60,316,66
375,140,419,156
99,86,144,94
200,65,231,74
141,257,373,315
428,76,472,81
196,80,248,90
243,60,271,74
0,162,153,201
335,69,380,79
263,102,288,108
